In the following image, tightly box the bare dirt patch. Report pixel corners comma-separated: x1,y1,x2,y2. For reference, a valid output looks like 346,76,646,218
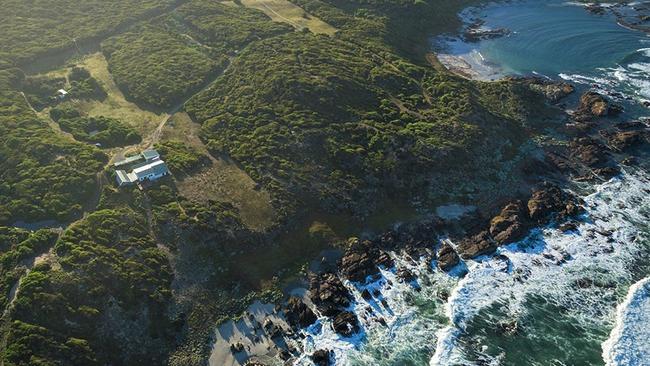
240,0,337,36
163,113,276,231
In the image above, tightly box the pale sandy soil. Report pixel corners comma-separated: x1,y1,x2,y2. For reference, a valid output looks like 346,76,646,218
239,0,337,36
435,52,505,81
208,302,291,366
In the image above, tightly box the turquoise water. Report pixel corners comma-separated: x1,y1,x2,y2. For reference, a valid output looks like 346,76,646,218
437,0,650,113
470,1,648,76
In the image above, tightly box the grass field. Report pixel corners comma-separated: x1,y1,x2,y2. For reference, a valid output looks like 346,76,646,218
239,0,337,35
72,53,166,137
162,113,276,231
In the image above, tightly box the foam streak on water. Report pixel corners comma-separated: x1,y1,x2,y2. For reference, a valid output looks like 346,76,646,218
292,171,650,366
602,277,650,366
292,255,459,366
431,171,650,365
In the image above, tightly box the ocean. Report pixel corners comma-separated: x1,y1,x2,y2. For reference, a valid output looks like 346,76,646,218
288,1,650,365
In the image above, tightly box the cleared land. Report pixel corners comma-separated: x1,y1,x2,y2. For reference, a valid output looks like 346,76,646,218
73,53,165,138
162,113,275,231
239,0,337,35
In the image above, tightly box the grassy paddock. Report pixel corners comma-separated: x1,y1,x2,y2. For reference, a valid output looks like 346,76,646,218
240,0,338,35
73,53,166,137
164,113,276,231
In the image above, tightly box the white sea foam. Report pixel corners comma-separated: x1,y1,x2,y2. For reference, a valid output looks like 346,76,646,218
431,170,650,365
602,277,650,366
560,56,650,103
291,255,458,366
293,171,650,365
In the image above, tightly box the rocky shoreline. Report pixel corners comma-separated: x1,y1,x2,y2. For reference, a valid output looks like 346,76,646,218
214,77,650,365
585,2,650,35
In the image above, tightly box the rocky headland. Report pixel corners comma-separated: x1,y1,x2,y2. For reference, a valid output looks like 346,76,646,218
213,72,650,364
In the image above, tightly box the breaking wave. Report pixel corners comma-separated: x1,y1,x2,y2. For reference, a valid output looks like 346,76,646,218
290,169,650,366
602,277,650,366
430,170,650,365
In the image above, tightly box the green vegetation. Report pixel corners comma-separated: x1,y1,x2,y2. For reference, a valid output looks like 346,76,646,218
21,68,106,111
50,106,141,147
68,67,107,100
0,0,178,65
145,183,281,362
101,0,292,108
154,140,209,175
0,0,562,365
21,75,66,111
0,228,58,314
3,209,176,366
172,0,293,51
186,32,542,218
0,69,106,225
102,24,223,108
289,0,473,57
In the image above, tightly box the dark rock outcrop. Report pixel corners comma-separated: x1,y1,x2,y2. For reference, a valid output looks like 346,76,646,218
464,19,510,41
593,166,621,179
526,78,575,102
569,137,610,168
606,130,648,151
361,289,372,300
339,238,394,284
456,230,497,259
230,342,245,353
332,311,360,337
573,91,621,121
585,4,606,15
339,250,377,283
283,297,317,328
311,349,331,366
309,273,352,317
545,151,574,173
437,241,460,271
396,267,416,283
489,201,528,244
527,183,583,222
527,183,568,221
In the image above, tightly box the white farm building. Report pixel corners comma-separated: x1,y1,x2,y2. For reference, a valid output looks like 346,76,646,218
115,150,170,187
